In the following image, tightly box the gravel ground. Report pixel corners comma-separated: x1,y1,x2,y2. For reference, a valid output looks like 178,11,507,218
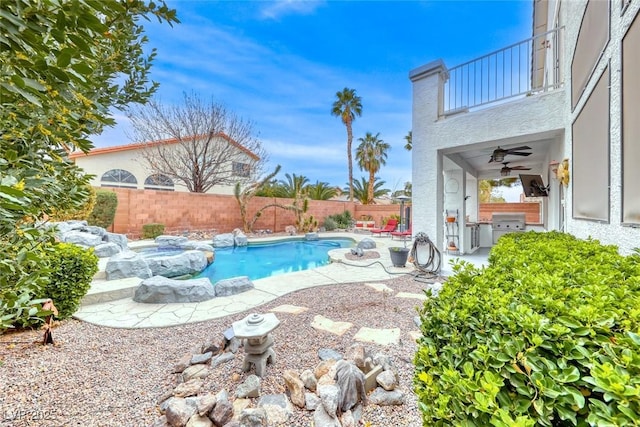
0,274,432,427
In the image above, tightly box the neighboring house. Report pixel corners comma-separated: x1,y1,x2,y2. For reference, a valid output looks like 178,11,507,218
410,0,639,255
70,134,259,195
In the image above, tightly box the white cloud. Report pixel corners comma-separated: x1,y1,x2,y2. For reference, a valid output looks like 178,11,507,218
260,0,325,20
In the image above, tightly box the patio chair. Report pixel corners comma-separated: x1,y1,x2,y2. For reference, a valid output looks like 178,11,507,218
390,227,412,240
370,219,398,237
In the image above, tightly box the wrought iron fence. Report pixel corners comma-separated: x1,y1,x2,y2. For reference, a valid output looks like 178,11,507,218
444,27,564,114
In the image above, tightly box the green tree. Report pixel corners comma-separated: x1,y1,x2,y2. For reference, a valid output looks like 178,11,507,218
347,177,390,204
404,131,412,151
479,178,518,203
275,173,310,199
331,88,363,202
307,181,338,200
355,132,390,204
0,0,178,331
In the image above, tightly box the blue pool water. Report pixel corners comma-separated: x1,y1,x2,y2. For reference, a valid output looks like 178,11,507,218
195,238,355,283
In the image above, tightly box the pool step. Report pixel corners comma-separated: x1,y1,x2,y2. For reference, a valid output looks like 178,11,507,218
82,277,141,305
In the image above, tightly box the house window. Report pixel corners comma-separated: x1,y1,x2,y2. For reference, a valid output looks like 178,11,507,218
232,162,250,177
101,169,137,188
144,174,174,191
571,0,610,110
572,66,610,222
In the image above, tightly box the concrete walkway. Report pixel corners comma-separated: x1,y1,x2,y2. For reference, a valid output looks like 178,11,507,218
74,233,489,329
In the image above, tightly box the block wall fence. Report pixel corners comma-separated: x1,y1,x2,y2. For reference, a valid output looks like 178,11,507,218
101,188,541,237
479,202,541,224
105,188,402,238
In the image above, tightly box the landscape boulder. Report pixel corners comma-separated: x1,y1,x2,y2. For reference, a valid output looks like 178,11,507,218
105,250,152,280
214,276,254,297
181,241,215,252
213,233,234,248
357,238,376,250
63,230,104,247
233,229,248,247
146,250,208,278
156,235,189,248
134,276,216,304
105,232,129,250
79,225,107,237
93,242,121,258
49,220,86,235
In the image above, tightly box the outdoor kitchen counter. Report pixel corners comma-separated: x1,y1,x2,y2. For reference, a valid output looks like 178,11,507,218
475,222,545,247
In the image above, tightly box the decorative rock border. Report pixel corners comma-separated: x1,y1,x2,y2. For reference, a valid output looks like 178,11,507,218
153,335,405,427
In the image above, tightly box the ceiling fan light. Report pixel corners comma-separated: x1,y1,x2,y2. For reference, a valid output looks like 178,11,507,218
493,152,505,162
500,168,510,176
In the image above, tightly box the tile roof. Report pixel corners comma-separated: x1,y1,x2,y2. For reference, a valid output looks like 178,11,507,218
69,133,259,160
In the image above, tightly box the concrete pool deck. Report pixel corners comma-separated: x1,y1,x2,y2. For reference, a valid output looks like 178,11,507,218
74,232,489,329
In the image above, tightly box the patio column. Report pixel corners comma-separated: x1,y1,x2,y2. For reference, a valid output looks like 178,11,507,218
409,60,449,251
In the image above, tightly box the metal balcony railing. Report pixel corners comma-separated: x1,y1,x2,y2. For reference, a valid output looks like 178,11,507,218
444,27,564,114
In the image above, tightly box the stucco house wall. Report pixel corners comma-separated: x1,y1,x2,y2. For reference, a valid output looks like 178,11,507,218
410,63,565,252
410,0,639,255
561,0,640,253
71,136,256,195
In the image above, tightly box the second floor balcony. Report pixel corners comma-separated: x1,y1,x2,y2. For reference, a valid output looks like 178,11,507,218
443,27,564,115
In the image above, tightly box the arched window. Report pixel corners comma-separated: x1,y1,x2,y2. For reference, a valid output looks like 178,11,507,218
144,174,174,191
101,169,137,188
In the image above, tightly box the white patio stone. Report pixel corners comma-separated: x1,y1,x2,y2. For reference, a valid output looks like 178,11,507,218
311,315,353,336
353,327,401,346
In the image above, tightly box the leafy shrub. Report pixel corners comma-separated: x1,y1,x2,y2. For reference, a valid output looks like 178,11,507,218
1,235,58,331
414,231,640,426
143,223,165,239
88,190,118,229
37,243,99,320
323,217,337,231
327,210,353,229
48,184,97,221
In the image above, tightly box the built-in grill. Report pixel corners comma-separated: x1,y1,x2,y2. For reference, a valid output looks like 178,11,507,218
492,213,526,244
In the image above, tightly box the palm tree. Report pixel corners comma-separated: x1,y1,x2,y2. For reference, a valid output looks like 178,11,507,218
404,131,412,151
331,88,363,202
307,181,338,200
275,173,310,198
355,132,390,204
347,177,390,204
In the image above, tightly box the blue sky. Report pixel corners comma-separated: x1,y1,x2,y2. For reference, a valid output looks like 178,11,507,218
93,0,533,193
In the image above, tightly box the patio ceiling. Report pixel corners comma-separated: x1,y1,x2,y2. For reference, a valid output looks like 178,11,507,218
442,138,554,180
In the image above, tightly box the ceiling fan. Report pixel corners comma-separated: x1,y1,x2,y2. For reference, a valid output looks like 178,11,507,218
489,145,532,163
499,162,531,176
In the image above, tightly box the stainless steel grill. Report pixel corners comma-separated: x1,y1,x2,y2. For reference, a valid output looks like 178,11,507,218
492,213,526,244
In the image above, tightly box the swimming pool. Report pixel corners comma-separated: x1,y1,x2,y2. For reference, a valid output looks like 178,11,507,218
194,238,355,283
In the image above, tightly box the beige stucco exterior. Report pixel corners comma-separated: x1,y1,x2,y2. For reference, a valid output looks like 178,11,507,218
71,136,257,195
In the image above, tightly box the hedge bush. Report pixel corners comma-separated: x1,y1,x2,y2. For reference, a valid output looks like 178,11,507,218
142,223,165,239
38,243,99,320
414,231,640,426
88,190,118,229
